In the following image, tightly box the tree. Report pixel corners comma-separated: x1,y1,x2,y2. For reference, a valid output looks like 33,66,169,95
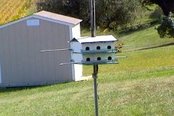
98,0,141,29
142,0,174,38
157,13,174,38
142,0,174,16
37,0,142,29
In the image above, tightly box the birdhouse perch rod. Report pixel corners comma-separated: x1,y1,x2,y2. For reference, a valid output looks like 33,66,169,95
90,0,99,116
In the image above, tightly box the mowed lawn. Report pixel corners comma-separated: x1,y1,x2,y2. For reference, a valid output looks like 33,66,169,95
0,27,174,116
120,26,174,51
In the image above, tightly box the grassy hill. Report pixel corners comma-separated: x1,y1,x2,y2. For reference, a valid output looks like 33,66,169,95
0,0,37,25
120,26,174,51
0,26,174,115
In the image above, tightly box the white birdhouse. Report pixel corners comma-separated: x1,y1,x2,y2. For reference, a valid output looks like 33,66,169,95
70,35,118,65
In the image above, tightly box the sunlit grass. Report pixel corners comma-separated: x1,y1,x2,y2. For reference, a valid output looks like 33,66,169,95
1,26,174,116
84,45,174,77
0,47,174,115
0,74,174,116
120,26,174,51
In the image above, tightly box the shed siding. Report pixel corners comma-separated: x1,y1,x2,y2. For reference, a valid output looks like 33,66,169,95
0,17,72,87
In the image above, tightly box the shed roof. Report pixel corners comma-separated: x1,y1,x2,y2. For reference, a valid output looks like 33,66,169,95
0,11,82,29
71,35,117,44
34,11,82,25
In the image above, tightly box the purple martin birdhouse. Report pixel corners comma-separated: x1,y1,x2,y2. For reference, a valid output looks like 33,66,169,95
70,35,118,65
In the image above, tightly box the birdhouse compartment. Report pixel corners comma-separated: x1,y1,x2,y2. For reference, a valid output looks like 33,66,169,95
82,53,117,64
81,42,116,53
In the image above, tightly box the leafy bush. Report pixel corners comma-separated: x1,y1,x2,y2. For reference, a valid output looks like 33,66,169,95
157,14,174,38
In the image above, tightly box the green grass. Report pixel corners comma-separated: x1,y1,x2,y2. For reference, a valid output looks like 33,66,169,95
84,45,174,80
1,75,174,116
120,26,174,51
0,45,174,115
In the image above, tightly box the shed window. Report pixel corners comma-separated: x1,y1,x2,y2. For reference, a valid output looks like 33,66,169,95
97,57,101,61
86,58,91,61
85,47,90,51
27,19,40,26
108,56,112,60
107,45,112,49
96,46,101,50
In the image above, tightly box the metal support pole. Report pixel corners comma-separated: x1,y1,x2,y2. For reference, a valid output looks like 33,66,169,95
93,64,98,116
90,0,96,37
90,0,98,115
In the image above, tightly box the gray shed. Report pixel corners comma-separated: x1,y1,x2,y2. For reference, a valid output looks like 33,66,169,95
0,11,82,87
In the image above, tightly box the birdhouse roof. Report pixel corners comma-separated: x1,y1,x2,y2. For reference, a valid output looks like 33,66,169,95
72,35,117,43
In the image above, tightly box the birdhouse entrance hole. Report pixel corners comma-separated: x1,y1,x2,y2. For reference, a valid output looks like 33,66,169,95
97,57,101,61
86,47,90,51
96,46,101,50
86,58,91,61
107,45,111,49
108,56,112,60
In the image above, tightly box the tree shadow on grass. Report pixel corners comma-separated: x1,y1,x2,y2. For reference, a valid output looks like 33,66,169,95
136,42,174,51
125,42,174,52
